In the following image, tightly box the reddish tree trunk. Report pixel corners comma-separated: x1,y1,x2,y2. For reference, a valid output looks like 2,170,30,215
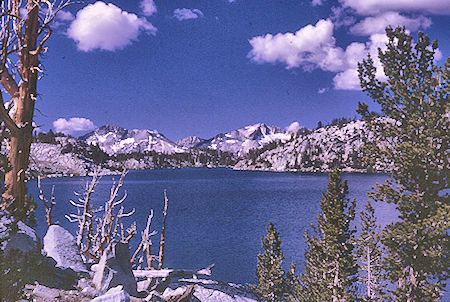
1,0,39,217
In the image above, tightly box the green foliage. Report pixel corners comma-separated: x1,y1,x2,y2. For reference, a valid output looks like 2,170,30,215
285,262,301,302
300,169,358,301
255,222,286,302
254,222,299,302
355,201,384,301
358,26,449,301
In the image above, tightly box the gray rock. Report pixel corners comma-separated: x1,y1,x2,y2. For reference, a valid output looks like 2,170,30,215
93,241,137,296
137,280,152,294
32,284,61,300
91,285,130,302
172,279,259,302
0,210,40,255
43,225,88,273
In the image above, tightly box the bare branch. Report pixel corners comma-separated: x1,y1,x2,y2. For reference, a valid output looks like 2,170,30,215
37,175,55,226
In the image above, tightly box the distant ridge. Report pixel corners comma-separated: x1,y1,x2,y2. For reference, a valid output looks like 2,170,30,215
80,125,186,155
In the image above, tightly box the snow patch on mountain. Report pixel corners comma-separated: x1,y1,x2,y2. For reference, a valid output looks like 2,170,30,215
80,125,186,155
196,123,293,156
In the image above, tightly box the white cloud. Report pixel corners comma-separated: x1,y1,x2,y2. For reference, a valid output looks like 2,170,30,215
57,10,75,21
330,6,356,27
173,8,204,21
248,19,343,71
312,0,324,6
286,122,303,133
53,118,96,135
67,2,157,52
333,34,389,90
339,0,450,15
140,0,157,16
248,19,390,90
350,12,431,36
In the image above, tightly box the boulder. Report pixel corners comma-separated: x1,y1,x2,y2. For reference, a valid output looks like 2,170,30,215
0,210,40,255
43,225,88,273
91,285,130,302
32,284,61,301
93,241,137,296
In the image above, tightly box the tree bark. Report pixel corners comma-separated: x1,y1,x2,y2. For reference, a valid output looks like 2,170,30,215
2,0,40,215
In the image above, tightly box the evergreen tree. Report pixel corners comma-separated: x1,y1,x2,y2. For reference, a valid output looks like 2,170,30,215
285,262,301,302
300,169,358,301
355,201,383,301
255,222,287,302
358,27,449,301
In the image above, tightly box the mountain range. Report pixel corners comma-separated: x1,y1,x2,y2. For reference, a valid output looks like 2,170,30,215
80,123,298,156
28,120,379,176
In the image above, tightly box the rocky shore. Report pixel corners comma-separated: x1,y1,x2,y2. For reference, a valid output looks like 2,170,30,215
0,211,258,302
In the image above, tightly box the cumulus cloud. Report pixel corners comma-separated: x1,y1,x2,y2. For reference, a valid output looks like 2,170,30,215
67,2,157,52
173,8,204,21
53,118,96,135
286,122,303,133
350,12,431,36
333,34,389,90
339,0,450,15
248,19,390,90
248,19,343,71
140,0,157,16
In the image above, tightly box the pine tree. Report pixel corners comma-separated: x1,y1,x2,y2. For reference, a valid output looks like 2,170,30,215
355,201,383,301
300,169,358,301
255,222,287,302
285,262,301,302
358,27,449,301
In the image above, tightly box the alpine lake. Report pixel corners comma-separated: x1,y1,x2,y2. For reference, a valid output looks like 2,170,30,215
29,168,395,285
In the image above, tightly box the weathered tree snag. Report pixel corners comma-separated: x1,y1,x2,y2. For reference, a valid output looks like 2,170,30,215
0,0,72,218
158,190,169,269
37,176,55,226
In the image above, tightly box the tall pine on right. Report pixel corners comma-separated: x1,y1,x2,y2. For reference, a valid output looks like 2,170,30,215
358,26,449,301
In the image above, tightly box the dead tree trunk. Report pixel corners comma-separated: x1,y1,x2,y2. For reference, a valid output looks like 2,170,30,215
0,0,72,218
158,190,168,269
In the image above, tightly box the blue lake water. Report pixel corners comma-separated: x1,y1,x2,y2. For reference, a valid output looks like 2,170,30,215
28,168,395,285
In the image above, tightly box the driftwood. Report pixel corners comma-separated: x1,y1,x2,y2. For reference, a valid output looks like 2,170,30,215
134,264,214,279
134,264,215,293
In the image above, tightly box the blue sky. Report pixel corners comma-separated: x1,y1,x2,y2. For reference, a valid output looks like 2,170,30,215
35,0,449,140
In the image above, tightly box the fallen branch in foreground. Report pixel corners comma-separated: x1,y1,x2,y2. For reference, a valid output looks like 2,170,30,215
134,264,215,293
133,263,215,279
